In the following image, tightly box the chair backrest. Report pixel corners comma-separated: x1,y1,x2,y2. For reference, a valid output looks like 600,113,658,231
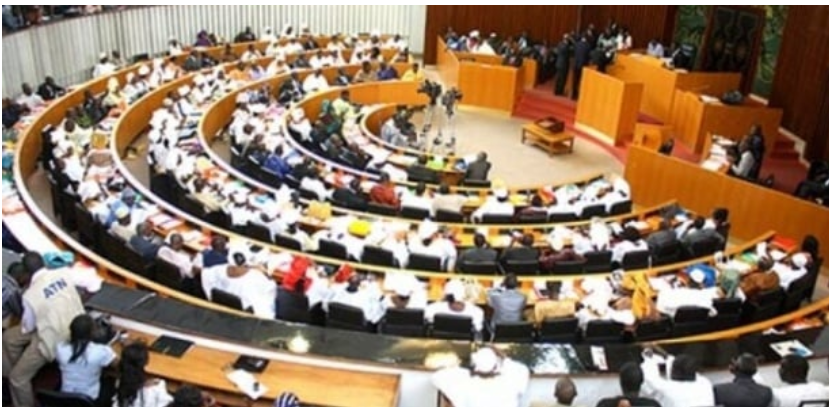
608,200,633,216
327,302,367,331
651,239,684,266
317,239,349,260
409,253,444,272
179,195,207,218
431,314,473,339
381,308,426,337
400,206,430,220
636,316,672,341
583,251,613,273
550,260,586,275
276,287,311,324
247,223,273,244
153,258,183,291
621,250,651,270
274,234,303,252
211,288,246,311
73,202,99,248
435,209,464,222
458,260,499,275
366,202,398,216
580,204,607,219
481,214,514,224
462,179,491,188
503,259,539,276
516,211,548,224
36,390,95,407
493,321,535,343
548,212,579,223
689,237,720,258
583,320,624,343
797,400,829,407
673,306,710,323
537,317,580,343
711,297,742,330
782,273,813,312
362,245,397,267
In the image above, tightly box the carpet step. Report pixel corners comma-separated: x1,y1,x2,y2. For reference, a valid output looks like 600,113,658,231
773,138,796,150
769,150,800,161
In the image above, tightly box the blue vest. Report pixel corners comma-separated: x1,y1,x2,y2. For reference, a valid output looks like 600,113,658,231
201,249,228,268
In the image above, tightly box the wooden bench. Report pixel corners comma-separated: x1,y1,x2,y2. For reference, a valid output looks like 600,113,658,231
520,123,575,156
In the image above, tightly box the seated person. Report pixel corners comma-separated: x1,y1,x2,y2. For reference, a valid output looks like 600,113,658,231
425,280,485,333
772,253,810,291
299,168,331,201
302,68,330,93
56,314,117,403
612,226,649,265
407,155,440,184
408,221,458,271
37,76,66,101
353,61,377,83
369,172,400,208
109,207,139,242
376,62,399,81
400,182,433,212
539,234,585,273
772,354,829,406
458,233,498,266
326,274,385,324
431,183,466,216
529,281,578,323
655,268,720,317
332,178,369,211
465,152,492,182
129,221,162,262
486,273,527,325
401,63,426,82
646,220,679,253
201,246,277,318
500,233,540,266
471,188,514,223
680,216,725,253
739,257,779,302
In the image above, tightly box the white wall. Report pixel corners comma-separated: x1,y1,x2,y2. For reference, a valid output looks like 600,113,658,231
2,5,427,97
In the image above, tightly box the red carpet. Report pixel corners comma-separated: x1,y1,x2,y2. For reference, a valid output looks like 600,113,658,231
512,83,808,195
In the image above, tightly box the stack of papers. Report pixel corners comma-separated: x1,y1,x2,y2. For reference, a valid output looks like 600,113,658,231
770,340,813,358
225,369,268,400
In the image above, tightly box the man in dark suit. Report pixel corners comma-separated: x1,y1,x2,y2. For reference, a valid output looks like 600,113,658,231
713,354,773,407
646,220,679,257
332,179,368,211
458,234,498,268
681,217,726,255
500,234,539,267
554,34,571,96
465,152,492,182
596,362,661,407
570,35,591,100
407,155,440,184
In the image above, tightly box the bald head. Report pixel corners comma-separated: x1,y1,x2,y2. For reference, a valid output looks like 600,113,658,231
554,376,577,405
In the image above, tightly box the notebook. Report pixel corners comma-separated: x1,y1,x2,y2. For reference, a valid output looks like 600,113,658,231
149,335,194,358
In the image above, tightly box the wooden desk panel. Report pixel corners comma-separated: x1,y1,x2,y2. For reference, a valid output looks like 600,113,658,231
123,332,400,407
458,62,520,112
624,146,829,261
575,68,643,145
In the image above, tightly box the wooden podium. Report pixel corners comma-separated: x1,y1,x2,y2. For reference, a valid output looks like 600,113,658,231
575,68,643,146
671,89,783,155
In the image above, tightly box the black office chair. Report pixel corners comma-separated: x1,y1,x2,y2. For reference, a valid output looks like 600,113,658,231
480,214,514,224
152,258,183,292
36,390,95,407
380,308,426,337
621,250,651,270
259,167,284,188
400,206,430,220
672,306,711,337
583,251,613,274
431,314,474,340
435,209,464,222
651,240,684,266
298,188,318,201
178,195,207,218
317,239,349,260
492,322,535,343
687,237,721,259
797,400,829,407
409,253,444,272
247,223,274,244
516,211,548,224
501,259,539,276
549,260,586,275
366,202,398,216
149,173,175,204
580,204,607,219
362,246,398,267
210,288,248,312
274,234,303,252
73,203,99,249
608,200,633,216
782,274,813,313
276,287,312,324
743,287,785,323
805,257,824,303
548,212,579,223
537,317,580,343
55,188,79,231
462,179,491,188
636,316,672,341
458,260,499,275
582,320,624,343
327,302,369,332
711,297,742,330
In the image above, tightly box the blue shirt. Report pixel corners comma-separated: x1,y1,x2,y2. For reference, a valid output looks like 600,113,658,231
263,154,291,179
377,68,398,81
56,341,117,399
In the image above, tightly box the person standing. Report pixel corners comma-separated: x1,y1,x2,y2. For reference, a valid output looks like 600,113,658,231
571,35,591,100
554,34,571,96
713,354,773,407
3,251,101,407
433,347,530,407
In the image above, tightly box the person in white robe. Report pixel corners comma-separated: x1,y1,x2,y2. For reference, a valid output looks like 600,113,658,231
432,347,530,407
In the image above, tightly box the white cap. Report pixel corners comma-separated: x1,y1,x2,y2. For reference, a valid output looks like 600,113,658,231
418,220,439,240
99,52,107,59
689,268,706,284
550,235,565,252
444,279,466,301
193,74,205,86
291,108,305,121
115,206,130,219
162,98,174,107
138,65,150,76
470,30,480,38
178,86,191,97
232,191,248,204
370,29,380,38
471,348,499,374
494,188,508,199
792,253,808,268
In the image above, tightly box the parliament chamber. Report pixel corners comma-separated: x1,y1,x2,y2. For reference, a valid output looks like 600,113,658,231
3,5,829,407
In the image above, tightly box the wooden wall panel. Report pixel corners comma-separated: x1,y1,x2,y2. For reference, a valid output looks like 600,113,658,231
770,6,829,160
580,5,678,46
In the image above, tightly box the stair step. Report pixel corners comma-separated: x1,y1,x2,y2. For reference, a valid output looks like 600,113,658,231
769,150,800,161
773,139,795,149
